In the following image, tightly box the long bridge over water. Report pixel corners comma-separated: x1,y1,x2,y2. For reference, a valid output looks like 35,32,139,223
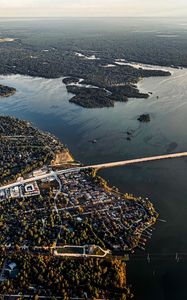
85,151,187,170
1,152,187,191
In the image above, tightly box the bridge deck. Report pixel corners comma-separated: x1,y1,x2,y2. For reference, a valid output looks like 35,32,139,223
1,152,187,191
86,152,187,170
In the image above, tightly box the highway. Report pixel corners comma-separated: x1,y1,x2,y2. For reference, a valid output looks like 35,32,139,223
1,151,187,191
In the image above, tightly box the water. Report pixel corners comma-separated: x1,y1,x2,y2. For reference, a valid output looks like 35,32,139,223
1,68,187,299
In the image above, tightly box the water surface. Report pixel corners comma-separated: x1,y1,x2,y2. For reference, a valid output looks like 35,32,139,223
1,68,187,299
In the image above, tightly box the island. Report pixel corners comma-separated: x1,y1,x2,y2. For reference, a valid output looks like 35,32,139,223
67,85,115,108
0,84,16,97
65,80,151,108
0,115,158,299
63,64,170,108
137,114,151,122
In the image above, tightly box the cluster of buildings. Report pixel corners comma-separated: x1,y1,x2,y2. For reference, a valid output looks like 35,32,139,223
0,180,40,200
0,166,157,253
56,169,157,252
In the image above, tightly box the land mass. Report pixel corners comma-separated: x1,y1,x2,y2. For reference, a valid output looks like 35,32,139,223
0,116,158,299
137,114,151,122
0,84,16,97
0,33,171,108
65,81,151,108
67,85,116,108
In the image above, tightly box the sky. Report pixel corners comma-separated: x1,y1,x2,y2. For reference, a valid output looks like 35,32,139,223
0,0,187,17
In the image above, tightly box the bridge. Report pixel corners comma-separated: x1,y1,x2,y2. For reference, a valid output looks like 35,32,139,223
85,152,187,170
1,152,187,191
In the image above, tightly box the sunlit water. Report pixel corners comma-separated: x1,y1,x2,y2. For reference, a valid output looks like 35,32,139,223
1,67,187,299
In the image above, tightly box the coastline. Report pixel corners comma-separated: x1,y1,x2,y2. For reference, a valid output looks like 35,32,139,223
0,17,186,298
0,115,158,253
51,148,74,166
94,171,158,251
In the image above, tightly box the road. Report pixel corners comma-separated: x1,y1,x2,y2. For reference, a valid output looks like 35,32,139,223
0,168,78,191
86,151,187,170
1,151,187,191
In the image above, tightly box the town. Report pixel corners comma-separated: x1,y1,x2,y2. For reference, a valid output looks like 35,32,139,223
0,115,157,299
0,165,158,255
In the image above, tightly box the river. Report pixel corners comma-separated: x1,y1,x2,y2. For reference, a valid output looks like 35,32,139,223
0,66,187,299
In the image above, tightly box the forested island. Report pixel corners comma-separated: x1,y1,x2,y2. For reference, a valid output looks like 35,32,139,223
67,85,115,108
65,80,150,108
137,114,151,122
0,84,16,97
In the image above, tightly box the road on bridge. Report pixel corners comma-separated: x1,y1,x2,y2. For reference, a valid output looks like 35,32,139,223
86,152,187,170
1,152,187,191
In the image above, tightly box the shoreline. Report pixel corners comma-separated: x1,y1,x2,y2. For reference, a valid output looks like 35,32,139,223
94,171,158,251
0,115,158,253
0,59,173,109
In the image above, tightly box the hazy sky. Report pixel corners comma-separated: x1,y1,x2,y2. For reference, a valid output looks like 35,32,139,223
0,0,187,17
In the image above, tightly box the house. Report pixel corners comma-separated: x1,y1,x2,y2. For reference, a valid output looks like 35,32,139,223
4,262,19,279
8,262,17,270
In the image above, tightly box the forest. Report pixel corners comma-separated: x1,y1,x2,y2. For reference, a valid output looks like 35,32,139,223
0,18,179,108
0,253,132,299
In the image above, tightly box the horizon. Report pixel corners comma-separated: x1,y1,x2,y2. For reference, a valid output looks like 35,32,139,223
0,16,186,18
0,0,187,18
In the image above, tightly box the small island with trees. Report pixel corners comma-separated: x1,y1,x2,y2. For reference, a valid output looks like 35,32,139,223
0,84,16,97
137,114,151,122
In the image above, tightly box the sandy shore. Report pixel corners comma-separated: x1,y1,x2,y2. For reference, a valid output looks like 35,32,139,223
51,148,74,166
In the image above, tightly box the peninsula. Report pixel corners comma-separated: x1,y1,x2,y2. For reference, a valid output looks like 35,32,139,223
0,115,157,299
